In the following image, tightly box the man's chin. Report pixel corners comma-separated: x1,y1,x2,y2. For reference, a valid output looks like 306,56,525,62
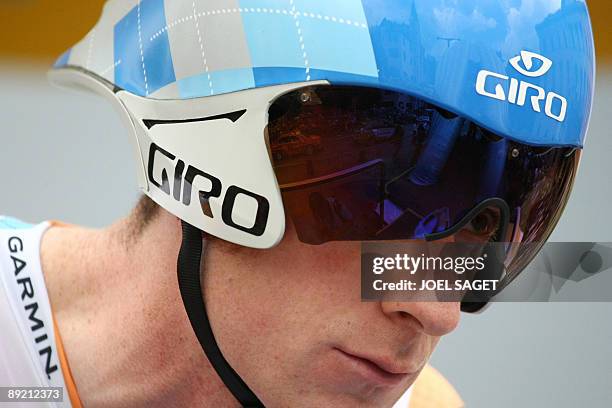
287,386,412,408
305,347,420,405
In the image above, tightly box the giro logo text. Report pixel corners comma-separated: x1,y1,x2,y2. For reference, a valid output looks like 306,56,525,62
475,50,567,122
147,143,270,236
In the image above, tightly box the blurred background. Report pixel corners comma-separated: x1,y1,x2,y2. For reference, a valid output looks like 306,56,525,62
1,1,611,407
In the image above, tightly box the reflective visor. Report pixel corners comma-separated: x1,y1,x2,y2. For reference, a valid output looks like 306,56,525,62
267,85,579,289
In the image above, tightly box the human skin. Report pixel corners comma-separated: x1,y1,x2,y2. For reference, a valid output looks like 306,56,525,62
41,208,460,408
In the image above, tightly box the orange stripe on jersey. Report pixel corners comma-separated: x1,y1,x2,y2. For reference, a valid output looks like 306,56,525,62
47,220,83,407
53,317,84,408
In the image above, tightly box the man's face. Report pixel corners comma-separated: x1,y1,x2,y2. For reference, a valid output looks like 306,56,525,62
203,217,461,407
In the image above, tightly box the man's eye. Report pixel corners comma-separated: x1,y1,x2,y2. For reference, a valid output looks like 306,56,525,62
465,208,500,237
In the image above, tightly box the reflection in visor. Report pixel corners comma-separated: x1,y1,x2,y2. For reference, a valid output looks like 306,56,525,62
267,85,579,295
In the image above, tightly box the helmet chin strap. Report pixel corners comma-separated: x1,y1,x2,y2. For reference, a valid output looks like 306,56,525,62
177,220,264,407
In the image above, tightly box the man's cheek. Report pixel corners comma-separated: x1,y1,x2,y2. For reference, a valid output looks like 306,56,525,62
303,243,362,282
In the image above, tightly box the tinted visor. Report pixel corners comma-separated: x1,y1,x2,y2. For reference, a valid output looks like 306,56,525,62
267,86,579,286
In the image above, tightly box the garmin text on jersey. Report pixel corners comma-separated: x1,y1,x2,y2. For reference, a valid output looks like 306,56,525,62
7,235,59,380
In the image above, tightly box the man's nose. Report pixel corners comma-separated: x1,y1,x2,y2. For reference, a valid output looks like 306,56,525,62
380,301,461,337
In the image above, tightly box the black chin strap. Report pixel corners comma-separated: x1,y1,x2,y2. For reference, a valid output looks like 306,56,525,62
177,221,264,407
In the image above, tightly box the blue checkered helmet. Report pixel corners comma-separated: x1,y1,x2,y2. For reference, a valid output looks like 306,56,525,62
52,0,594,146
49,0,596,247
50,1,595,405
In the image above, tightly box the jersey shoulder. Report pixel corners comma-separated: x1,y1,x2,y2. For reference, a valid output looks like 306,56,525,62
409,364,464,408
0,215,70,404
0,216,35,231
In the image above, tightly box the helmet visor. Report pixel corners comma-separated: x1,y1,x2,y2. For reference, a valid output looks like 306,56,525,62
267,85,579,290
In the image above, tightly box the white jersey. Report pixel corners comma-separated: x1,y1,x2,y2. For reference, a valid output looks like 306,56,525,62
0,216,71,408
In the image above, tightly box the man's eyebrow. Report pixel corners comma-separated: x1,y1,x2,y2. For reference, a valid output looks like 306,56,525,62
142,109,247,129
